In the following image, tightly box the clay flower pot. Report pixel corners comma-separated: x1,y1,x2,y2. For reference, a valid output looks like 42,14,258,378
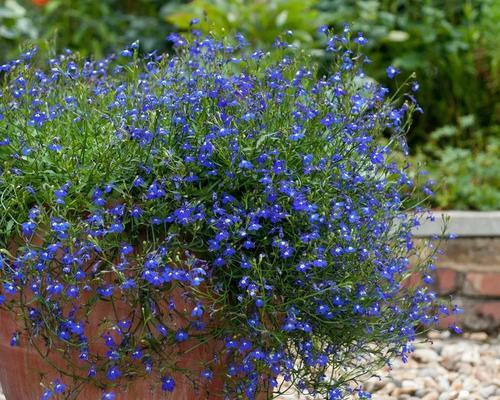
0,292,227,400
0,235,233,399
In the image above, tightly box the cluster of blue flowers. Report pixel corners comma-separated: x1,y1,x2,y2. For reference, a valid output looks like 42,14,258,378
0,24,457,399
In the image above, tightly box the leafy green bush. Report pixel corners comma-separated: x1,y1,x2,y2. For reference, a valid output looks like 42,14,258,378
162,0,327,50
413,120,500,210
1,0,180,60
0,0,37,55
0,29,453,399
317,0,500,210
318,0,499,145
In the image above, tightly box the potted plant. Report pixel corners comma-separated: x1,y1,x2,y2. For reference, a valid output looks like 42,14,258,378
0,26,457,399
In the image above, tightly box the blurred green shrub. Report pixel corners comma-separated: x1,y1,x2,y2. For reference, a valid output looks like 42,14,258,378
1,0,498,210
162,0,327,50
317,0,499,210
318,0,499,145
417,113,499,211
413,134,500,211
1,0,180,60
0,0,37,52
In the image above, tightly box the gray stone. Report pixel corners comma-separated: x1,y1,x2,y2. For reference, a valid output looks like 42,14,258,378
428,330,451,340
401,380,419,392
435,376,451,392
413,348,442,363
459,347,480,364
278,333,500,398
438,392,454,400
457,390,470,400
412,211,500,237
422,392,439,400
479,385,496,398
468,332,489,341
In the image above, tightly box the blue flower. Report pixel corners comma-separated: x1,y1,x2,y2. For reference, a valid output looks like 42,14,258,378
106,366,121,381
131,348,143,360
156,324,168,337
120,243,133,255
10,332,19,347
21,220,36,236
354,33,367,45
200,369,213,380
239,160,254,170
449,324,463,334
386,65,400,79
174,329,189,342
4,282,17,294
191,304,204,318
130,205,144,218
53,381,66,394
161,376,175,392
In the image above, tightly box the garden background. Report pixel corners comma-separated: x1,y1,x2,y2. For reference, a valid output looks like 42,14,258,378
1,0,499,211
0,2,500,399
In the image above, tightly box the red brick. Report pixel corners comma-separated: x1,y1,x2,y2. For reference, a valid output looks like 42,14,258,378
474,301,500,325
464,272,500,296
400,271,422,289
437,300,500,331
435,268,458,295
437,314,463,330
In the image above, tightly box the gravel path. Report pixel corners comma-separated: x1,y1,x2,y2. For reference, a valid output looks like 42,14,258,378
276,331,500,400
0,331,498,399
362,330,500,400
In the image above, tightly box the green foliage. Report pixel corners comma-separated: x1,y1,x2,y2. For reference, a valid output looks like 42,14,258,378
318,0,500,210
0,32,444,399
413,122,500,211
1,0,498,210
318,0,499,142
163,0,326,49
0,0,178,60
479,0,500,92
0,0,37,47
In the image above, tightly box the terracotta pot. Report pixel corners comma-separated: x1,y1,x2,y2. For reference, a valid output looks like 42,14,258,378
0,232,233,399
0,294,227,400
0,233,271,399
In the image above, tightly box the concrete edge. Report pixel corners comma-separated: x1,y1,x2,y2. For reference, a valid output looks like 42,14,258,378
412,211,500,237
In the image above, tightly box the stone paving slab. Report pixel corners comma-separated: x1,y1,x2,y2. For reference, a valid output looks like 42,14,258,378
413,211,500,237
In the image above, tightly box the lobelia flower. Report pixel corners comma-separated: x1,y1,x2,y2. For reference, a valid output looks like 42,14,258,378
161,376,175,392
106,366,121,381
386,65,400,79
0,30,455,400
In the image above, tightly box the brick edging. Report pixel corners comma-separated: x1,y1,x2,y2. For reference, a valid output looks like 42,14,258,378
410,211,500,331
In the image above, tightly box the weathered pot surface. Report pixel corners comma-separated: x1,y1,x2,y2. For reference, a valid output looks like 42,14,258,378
0,236,272,399
0,235,230,399
0,300,227,400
